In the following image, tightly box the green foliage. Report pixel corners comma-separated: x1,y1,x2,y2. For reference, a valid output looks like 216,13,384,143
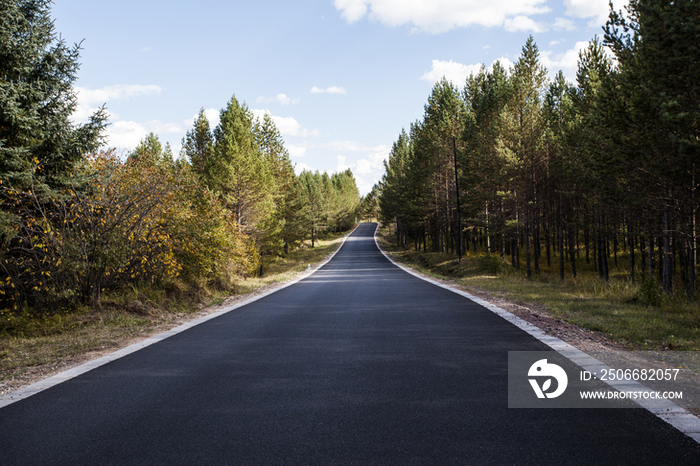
0,0,107,185
380,7,700,304
297,170,326,247
0,148,255,313
0,3,362,318
181,108,214,177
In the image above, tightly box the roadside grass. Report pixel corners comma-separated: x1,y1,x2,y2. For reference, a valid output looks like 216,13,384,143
376,226,700,351
0,231,350,388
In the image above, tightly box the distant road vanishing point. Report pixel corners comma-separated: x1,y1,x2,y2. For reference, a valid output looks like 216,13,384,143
1,223,699,465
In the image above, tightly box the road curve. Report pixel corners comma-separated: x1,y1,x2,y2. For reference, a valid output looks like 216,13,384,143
1,223,699,465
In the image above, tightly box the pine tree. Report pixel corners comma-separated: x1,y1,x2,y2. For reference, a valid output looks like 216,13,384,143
209,96,275,234
0,0,106,181
604,0,700,295
254,112,297,254
331,169,360,231
509,36,548,277
129,133,175,166
298,170,325,247
181,108,214,178
0,0,106,242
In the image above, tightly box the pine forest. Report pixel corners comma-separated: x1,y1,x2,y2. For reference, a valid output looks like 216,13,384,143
378,0,700,306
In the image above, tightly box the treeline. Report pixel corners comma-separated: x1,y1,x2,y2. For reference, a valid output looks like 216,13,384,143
180,100,360,254
0,1,360,314
379,0,699,300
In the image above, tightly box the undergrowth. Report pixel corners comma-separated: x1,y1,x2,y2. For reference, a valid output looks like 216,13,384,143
0,231,349,382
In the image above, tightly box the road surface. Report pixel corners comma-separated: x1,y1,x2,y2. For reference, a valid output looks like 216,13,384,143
1,223,699,464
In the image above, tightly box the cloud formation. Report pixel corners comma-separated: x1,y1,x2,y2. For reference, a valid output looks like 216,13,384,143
106,119,183,154
540,41,590,82
503,15,547,33
184,108,220,129
251,109,321,138
256,94,300,105
73,84,163,122
564,0,628,27
420,57,514,86
333,0,550,34
328,141,390,193
286,143,308,158
71,84,186,154
310,86,347,94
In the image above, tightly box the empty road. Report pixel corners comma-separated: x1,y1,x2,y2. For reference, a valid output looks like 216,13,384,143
1,223,699,465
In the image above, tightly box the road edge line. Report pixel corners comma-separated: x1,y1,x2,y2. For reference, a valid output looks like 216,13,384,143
373,224,700,444
0,225,359,409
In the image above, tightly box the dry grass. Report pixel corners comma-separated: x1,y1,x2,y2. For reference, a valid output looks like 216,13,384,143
376,227,700,351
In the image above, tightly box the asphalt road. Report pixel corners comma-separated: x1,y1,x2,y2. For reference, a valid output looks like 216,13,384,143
2,223,699,465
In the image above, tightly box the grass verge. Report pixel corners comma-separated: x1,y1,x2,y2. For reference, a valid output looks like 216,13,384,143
376,226,700,351
0,231,351,393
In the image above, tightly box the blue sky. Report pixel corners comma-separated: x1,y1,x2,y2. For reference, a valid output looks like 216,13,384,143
53,0,626,194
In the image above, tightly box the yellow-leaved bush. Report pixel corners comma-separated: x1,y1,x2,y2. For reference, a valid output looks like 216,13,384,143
0,150,257,313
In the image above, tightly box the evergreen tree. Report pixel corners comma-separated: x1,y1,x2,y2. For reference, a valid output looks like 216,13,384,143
209,96,275,235
129,132,174,166
298,170,325,247
360,184,380,222
254,112,298,254
181,108,213,178
509,36,548,277
379,128,412,248
0,0,106,242
332,169,360,231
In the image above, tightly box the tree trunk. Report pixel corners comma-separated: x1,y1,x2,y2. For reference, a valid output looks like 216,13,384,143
525,207,532,278
662,202,673,293
559,194,564,281
628,221,635,283
569,223,577,278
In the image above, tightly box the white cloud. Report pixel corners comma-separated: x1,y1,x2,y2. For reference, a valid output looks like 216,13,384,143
287,143,307,158
553,17,576,32
310,86,347,94
336,155,349,172
107,120,148,151
333,0,551,34
353,145,390,175
327,142,390,193
354,176,374,195
71,84,188,155
76,84,162,105
421,60,482,87
293,161,315,175
105,119,184,155
251,109,321,138
564,0,627,27
503,15,548,33
184,108,220,129
334,0,368,22
256,93,300,105
421,57,514,86
540,41,590,82
72,84,162,123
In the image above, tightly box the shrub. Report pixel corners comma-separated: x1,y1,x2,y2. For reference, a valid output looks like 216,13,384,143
0,150,256,313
